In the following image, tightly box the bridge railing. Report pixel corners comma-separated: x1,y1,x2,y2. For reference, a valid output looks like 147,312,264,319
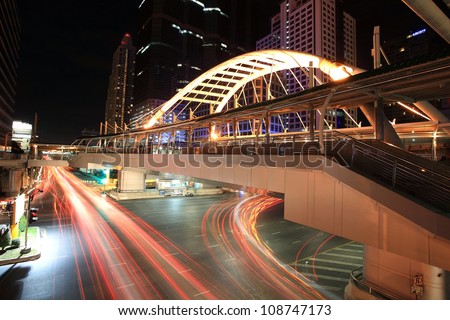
324,131,450,215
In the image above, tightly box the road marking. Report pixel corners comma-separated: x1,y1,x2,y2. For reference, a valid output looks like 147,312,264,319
208,244,220,248
297,263,354,273
321,252,364,260
333,247,364,253
193,290,210,297
117,283,136,290
346,243,363,248
305,258,362,267
178,269,192,274
194,234,206,237
272,232,281,235
164,252,179,257
224,258,236,262
313,284,344,291
110,262,126,267
300,272,349,282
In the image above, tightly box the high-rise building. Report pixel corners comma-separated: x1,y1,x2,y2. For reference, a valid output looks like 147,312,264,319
133,0,252,124
256,0,357,131
105,34,136,134
12,121,32,152
381,27,449,123
0,0,20,146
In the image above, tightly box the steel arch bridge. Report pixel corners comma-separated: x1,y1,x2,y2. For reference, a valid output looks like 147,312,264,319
137,49,362,130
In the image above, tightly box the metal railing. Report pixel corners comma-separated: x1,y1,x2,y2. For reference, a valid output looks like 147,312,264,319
349,267,403,300
324,132,450,215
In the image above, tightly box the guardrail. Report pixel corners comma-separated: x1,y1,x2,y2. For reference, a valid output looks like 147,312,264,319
349,267,403,300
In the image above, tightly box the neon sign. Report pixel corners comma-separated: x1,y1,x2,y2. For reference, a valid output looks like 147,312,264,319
407,28,426,38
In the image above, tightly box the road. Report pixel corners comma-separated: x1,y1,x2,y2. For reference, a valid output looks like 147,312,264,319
0,167,362,299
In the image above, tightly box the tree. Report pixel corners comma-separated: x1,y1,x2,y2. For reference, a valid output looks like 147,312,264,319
0,226,11,250
11,140,24,154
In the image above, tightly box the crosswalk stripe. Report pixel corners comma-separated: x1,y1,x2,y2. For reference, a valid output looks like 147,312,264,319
299,272,349,282
346,243,363,248
312,284,344,292
296,263,354,274
333,247,363,254
320,252,364,260
306,258,362,267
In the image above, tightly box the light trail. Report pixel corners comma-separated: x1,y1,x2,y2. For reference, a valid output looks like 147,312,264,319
44,167,224,299
202,194,327,299
40,166,331,299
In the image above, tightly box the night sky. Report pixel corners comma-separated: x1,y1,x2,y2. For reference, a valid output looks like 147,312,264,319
14,0,428,144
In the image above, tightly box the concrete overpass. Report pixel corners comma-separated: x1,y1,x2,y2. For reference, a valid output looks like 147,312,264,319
27,160,69,168
70,146,450,299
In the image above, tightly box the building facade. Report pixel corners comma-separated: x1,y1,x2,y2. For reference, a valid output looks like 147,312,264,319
105,34,136,134
256,0,357,132
382,27,449,123
133,0,253,127
0,0,20,147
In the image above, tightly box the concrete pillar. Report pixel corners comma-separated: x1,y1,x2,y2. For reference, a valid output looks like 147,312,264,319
188,128,193,148
309,107,315,142
375,97,385,141
265,114,271,144
118,169,145,193
233,119,238,144
432,130,438,161
359,104,403,148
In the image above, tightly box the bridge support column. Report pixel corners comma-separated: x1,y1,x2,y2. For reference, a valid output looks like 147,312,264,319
233,119,238,145
157,133,162,154
265,114,271,144
187,127,193,149
359,104,403,148
358,245,447,299
117,168,145,193
308,106,315,142
375,96,385,141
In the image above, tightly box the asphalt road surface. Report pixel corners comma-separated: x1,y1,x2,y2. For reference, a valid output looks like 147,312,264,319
0,167,362,299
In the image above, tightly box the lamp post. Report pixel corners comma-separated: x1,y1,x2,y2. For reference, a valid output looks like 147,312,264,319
20,191,33,254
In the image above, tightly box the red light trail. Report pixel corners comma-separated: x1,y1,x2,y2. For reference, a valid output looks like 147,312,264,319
39,167,328,299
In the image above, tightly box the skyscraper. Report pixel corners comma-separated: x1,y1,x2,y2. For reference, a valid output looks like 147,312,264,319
381,27,449,123
105,34,136,134
256,0,357,131
133,0,252,125
0,0,20,146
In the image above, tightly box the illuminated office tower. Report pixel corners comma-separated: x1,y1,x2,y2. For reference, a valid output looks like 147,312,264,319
0,0,20,146
105,34,136,134
133,0,252,127
382,28,449,123
257,0,357,131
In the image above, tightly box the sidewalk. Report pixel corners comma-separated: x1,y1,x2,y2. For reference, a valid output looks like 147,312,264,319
0,227,41,266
